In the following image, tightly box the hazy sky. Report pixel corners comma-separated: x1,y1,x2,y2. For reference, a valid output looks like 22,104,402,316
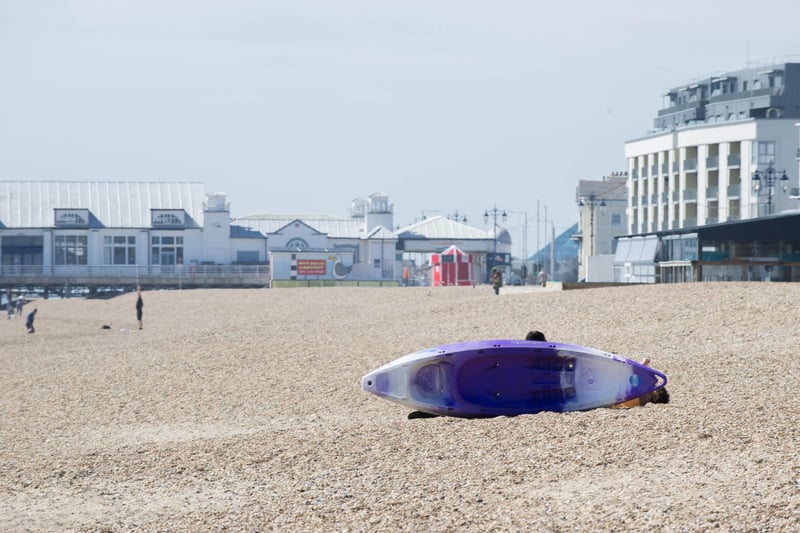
2,0,799,257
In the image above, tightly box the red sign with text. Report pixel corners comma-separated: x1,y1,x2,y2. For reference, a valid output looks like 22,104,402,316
296,259,327,275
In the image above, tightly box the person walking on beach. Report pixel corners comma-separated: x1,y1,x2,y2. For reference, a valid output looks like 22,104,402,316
16,294,25,316
537,270,547,287
26,308,37,333
491,268,503,296
135,285,144,330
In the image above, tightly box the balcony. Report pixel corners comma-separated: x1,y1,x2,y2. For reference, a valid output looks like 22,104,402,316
651,193,659,204
657,101,706,116
672,191,680,202
727,184,741,197
683,217,697,227
684,158,698,172
661,163,669,174
706,156,719,169
728,154,741,167
672,161,679,173
651,165,658,176
684,189,698,201
632,168,639,179
705,186,718,198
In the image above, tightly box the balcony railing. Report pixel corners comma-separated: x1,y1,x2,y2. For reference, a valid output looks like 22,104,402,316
684,158,698,172
0,264,271,288
684,189,698,201
728,154,741,167
706,186,718,198
727,184,741,197
706,156,719,169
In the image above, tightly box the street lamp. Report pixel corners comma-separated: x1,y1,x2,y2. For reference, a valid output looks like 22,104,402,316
446,211,468,223
577,195,606,256
752,164,788,215
484,206,507,277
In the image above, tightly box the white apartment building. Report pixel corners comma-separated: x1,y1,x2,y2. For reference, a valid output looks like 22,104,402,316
624,62,800,235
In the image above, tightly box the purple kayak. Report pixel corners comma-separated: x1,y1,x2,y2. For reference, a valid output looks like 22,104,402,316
361,339,668,418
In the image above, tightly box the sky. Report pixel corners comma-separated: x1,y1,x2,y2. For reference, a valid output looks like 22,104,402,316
2,0,800,258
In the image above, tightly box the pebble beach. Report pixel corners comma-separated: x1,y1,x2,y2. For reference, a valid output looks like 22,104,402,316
1,283,799,531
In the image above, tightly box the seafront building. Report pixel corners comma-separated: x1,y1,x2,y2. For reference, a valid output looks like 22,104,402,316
617,61,800,282
0,182,513,295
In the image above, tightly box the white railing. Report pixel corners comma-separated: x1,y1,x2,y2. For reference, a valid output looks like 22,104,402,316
0,264,270,279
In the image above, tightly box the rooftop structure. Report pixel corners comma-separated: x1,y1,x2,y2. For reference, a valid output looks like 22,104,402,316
654,62,800,131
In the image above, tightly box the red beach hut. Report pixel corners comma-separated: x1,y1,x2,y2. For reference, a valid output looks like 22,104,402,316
431,245,475,286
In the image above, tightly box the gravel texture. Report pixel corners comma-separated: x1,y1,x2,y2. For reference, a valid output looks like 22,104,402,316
1,283,799,532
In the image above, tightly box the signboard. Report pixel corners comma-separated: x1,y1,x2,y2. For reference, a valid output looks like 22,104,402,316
296,259,326,275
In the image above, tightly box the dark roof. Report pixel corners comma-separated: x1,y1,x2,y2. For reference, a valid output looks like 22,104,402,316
649,211,800,242
529,223,579,261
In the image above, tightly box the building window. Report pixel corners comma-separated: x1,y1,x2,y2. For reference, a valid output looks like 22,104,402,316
153,213,183,226
756,141,776,165
286,238,309,250
54,235,88,265
611,214,622,226
56,212,87,225
151,235,183,265
104,236,136,265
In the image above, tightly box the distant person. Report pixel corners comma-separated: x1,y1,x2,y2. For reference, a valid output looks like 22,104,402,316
135,285,144,330
490,269,503,296
16,294,24,316
537,270,547,287
26,308,37,334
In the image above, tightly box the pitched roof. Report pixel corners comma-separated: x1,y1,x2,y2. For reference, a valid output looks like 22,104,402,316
396,216,490,240
0,181,207,228
234,214,371,239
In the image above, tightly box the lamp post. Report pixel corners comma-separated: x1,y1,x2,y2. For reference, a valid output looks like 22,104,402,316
577,194,606,280
577,195,606,256
752,164,788,215
446,211,468,223
508,210,529,284
484,206,507,279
